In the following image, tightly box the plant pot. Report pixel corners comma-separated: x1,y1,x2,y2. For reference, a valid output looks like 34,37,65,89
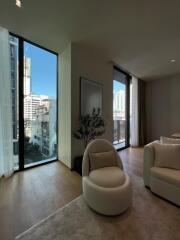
73,156,83,176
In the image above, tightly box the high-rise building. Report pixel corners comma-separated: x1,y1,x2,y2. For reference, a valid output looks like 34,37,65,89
24,95,49,137
113,90,125,120
24,57,31,96
31,98,56,157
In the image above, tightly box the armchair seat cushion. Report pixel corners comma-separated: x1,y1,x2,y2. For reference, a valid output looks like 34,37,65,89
151,167,180,187
89,166,125,188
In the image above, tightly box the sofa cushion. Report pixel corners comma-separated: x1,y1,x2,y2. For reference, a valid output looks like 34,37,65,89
153,143,180,170
89,150,116,170
151,167,180,187
89,166,125,188
160,136,180,144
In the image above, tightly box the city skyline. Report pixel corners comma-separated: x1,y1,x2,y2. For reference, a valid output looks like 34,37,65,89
113,80,126,122
24,42,57,98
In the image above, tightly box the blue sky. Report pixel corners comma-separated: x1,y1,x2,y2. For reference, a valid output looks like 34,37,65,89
113,80,125,94
24,42,57,97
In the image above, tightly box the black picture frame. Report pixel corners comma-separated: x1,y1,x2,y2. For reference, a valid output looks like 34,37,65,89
80,77,103,116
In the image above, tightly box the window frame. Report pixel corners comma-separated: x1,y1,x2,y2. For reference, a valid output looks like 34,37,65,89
113,66,131,151
10,32,59,171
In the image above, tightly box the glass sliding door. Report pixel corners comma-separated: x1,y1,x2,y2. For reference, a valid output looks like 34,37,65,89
113,67,130,150
23,42,57,167
10,33,58,170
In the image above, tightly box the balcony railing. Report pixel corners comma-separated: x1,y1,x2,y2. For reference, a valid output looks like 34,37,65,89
113,119,125,144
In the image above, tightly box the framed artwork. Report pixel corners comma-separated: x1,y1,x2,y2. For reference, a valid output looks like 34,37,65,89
80,77,103,116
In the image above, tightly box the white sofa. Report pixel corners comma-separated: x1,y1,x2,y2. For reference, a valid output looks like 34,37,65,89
82,139,132,215
143,140,180,206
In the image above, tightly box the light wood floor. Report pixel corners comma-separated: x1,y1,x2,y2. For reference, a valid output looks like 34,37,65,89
120,147,144,177
0,147,143,240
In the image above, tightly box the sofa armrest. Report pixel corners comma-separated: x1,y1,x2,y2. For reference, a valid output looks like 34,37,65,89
143,140,159,187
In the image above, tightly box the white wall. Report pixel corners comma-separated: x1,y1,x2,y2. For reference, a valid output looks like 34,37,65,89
58,44,72,168
145,75,180,142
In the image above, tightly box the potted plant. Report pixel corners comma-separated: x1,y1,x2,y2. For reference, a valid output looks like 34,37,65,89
73,108,105,175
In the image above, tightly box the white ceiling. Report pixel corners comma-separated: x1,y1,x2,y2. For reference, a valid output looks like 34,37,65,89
1,0,180,80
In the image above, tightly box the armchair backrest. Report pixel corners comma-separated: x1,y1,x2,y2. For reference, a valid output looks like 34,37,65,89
82,139,123,177
143,140,159,187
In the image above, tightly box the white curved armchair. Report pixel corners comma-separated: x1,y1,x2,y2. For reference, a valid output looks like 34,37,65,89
82,139,132,215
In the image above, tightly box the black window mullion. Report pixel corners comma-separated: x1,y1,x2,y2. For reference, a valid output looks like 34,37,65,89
126,76,130,148
18,38,24,170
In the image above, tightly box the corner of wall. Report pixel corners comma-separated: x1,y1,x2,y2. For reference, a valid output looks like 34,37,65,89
58,43,72,168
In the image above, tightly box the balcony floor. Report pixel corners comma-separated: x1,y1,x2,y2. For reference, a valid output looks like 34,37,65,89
113,140,126,149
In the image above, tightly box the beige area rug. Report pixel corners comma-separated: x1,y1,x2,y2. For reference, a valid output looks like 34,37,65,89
16,175,180,240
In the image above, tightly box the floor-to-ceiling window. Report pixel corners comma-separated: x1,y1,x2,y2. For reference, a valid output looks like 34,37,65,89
10,34,58,170
113,67,130,150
